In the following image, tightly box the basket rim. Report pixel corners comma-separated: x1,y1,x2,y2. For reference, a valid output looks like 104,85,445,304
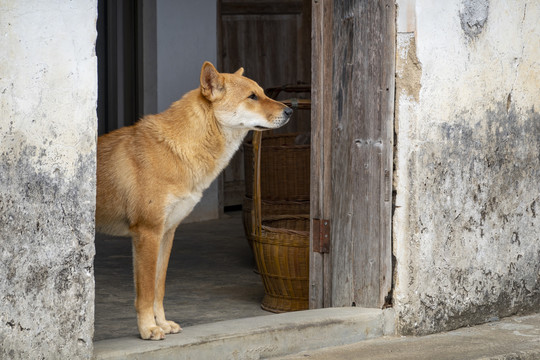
261,225,308,236
260,215,310,236
251,232,309,247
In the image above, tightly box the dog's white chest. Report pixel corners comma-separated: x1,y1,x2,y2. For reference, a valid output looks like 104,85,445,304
162,129,247,232
164,193,201,231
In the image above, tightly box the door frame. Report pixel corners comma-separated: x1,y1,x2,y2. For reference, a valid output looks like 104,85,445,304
100,0,396,311
310,0,396,309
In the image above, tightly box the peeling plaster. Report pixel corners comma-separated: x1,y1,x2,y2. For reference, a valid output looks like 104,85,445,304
394,0,540,335
396,34,422,102
397,104,540,335
0,1,97,358
460,0,490,39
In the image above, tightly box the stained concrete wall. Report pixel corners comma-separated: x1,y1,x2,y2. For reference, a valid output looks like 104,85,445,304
0,1,97,359
156,0,219,222
394,0,540,335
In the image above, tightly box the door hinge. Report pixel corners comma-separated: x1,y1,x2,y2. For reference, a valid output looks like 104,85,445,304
313,218,330,253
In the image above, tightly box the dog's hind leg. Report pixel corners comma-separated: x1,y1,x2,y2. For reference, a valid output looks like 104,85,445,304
132,226,166,340
154,227,182,334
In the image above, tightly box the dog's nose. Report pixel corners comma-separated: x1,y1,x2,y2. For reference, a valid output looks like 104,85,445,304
283,107,293,117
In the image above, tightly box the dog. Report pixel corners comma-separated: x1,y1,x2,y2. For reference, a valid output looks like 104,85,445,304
95,62,292,340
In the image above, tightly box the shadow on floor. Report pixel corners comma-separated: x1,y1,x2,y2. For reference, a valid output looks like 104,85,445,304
94,211,269,341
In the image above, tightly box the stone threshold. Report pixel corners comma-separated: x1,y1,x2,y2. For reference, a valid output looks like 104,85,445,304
93,307,395,360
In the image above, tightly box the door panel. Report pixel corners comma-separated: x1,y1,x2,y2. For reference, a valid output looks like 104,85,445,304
311,0,395,309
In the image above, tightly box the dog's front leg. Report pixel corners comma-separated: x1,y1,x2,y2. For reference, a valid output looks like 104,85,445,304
154,227,182,334
132,227,165,340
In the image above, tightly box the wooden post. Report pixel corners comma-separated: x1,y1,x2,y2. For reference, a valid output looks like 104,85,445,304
310,0,334,309
311,0,395,309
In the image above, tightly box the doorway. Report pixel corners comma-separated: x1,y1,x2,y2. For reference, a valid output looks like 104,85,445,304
94,0,312,341
94,0,395,341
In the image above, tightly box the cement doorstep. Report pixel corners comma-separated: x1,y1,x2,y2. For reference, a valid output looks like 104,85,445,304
277,313,540,360
93,307,393,360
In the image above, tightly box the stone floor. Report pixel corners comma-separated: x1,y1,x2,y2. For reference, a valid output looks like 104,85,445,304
94,211,269,341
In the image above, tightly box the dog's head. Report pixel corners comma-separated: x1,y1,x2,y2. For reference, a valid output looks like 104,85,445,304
200,62,292,130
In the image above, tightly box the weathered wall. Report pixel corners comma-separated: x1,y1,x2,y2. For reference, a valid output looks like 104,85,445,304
394,0,540,335
0,1,97,358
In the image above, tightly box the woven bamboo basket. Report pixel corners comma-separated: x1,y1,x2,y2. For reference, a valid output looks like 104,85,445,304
244,133,310,201
253,215,310,312
242,197,310,250
250,131,310,313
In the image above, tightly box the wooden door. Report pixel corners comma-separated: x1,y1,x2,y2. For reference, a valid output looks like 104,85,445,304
218,0,312,207
311,0,395,309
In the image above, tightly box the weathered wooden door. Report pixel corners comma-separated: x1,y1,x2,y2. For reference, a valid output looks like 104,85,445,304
311,0,395,308
218,0,312,207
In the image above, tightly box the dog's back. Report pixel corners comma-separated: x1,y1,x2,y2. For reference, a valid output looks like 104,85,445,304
96,89,218,236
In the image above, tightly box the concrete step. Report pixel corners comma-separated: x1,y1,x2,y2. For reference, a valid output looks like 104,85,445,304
93,307,395,360
276,313,540,360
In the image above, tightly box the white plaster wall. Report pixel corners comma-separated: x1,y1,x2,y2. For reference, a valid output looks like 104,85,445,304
394,0,540,335
0,1,97,358
156,0,219,222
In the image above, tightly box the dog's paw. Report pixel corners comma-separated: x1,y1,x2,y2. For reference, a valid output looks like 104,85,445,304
159,320,182,334
140,325,166,340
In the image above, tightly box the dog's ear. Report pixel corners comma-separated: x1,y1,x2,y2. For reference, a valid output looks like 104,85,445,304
234,67,244,76
200,62,224,101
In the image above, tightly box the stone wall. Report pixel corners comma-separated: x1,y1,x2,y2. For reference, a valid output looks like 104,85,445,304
393,0,540,335
0,1,97,358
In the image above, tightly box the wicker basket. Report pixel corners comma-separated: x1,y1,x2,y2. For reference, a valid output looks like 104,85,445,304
252,215,310,312
244,133,310,201
242,197,310,250
249,131,310,313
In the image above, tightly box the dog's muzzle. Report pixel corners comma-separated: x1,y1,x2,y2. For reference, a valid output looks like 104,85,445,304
256,108,293,130
280,107,293,126
283,107,293,118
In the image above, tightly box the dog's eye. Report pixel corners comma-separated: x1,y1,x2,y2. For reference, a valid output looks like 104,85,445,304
248,93,258,100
